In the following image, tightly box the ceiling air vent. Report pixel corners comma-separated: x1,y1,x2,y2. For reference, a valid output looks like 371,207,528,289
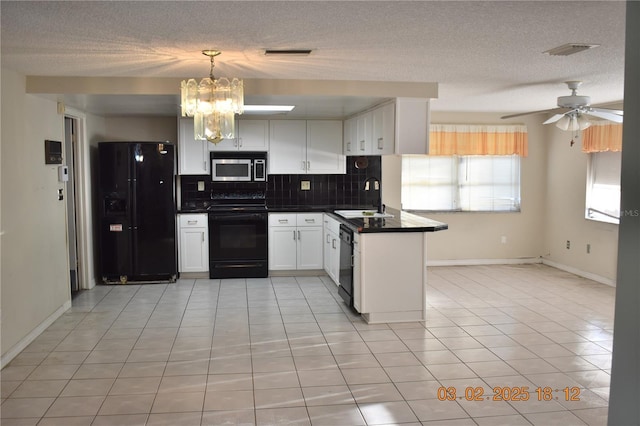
543,43,600,56
264,49,313,56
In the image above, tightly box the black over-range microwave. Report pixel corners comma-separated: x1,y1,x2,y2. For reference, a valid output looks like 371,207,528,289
210,151,267,182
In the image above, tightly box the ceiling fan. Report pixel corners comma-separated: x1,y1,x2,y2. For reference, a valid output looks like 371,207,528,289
502,81,623,131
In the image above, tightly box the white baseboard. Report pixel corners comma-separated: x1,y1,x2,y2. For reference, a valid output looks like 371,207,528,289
0,300,72,369
541,259,616,287
427,257,541,267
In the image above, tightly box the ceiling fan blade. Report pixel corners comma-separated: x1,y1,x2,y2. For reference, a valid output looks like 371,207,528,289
501,107,566,119
590,107,623,116
584,110,624,123
542,114,566,125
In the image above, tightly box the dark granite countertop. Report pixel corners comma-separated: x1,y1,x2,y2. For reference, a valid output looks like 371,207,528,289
178,205,448,234
328,208,448,234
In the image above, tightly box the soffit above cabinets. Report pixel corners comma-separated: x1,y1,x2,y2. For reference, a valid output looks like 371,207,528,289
28,77,437,118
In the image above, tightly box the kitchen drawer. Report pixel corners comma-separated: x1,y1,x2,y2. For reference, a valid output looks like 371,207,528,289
323,213,341,235
297,213,322,227
269,213,296,227
179,213,208,227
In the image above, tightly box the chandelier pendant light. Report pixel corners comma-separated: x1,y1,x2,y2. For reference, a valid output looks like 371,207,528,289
180,50,244,144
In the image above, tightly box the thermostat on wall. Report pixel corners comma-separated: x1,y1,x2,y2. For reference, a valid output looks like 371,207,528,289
45,140,63,164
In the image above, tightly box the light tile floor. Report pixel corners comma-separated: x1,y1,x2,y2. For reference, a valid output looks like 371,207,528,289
1,264,614,425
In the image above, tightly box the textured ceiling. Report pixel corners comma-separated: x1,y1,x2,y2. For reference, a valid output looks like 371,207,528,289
0,1,627,116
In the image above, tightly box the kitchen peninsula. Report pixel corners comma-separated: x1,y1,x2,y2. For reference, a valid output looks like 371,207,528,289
334,208,448,324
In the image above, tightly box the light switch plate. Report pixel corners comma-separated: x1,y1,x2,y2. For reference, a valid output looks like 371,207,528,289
197,181,205,191
301,180,311,190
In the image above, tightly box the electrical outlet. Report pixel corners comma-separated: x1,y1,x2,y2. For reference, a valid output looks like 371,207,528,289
197,181,205,191
301,180,311,191
587,243,591,254
566,240,571,249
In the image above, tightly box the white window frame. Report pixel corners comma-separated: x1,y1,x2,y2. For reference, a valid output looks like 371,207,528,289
402,155,521,213
585,151,621,224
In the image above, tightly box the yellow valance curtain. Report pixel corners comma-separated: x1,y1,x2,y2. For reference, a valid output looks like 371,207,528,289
429,124,528,157
582,122,623,153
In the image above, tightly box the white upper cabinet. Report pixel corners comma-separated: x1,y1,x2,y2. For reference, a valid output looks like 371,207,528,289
355,111,373,155
306,120,345,174
178,118,209,175
343,98,430,156
268,120,308,174
372,102,395,155
343,116,357,155
209,119,269,152
269,120,345,175
394,98,430,155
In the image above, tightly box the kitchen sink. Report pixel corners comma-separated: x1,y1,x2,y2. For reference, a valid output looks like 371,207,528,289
334,210,394,219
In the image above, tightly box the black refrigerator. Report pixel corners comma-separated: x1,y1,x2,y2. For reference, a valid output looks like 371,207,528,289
98,142,177,284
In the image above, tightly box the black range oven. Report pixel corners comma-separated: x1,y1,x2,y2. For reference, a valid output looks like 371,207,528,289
206,167,269,278
208,205,268,278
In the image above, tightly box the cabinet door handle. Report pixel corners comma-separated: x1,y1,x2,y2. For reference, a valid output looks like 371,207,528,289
377,137,384,150
360,140,365,151
332,239,336,249
202,233,205,242
298,230,301,240
347,141,351,151
326,234,331,243
351,254,354,267
239,137,243,147
187,220,198,225
307,161,310,170
293,230,297,240
305,218,315,223
279,219,289,223
302,161,306,171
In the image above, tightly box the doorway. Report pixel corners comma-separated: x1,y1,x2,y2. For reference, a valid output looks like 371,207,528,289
64,116,80,293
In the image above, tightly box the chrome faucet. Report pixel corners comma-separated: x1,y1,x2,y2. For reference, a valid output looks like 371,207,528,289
363,177,384,214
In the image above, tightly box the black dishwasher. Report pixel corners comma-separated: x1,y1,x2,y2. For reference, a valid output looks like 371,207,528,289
338,225,354,307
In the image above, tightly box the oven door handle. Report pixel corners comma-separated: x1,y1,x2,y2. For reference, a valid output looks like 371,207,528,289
209,213,266,221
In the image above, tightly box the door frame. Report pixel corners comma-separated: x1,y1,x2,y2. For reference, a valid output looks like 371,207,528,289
64,107,96,290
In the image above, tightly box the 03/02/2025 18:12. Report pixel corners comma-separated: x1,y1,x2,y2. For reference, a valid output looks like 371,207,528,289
436,386,581,402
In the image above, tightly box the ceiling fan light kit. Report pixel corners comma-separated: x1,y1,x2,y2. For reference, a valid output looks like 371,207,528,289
502,81,623,144
180,50,244,144
555,113,591,131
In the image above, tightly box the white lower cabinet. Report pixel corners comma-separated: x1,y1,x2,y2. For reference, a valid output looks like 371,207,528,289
357,232,426,323
269,213,323,270
177,214,209,273
323,214,341,285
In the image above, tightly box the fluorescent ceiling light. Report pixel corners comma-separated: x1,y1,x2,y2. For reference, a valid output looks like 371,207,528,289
264,49,313,56
243,105,295,112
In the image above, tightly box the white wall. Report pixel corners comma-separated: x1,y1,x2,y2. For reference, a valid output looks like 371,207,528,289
1,68,71,365
102,116,177,143
384,112,547,263
383,110,619,283
542,124,619,284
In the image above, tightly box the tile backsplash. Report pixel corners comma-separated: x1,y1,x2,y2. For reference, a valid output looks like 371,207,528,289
267,156,381,208
180,156,382,209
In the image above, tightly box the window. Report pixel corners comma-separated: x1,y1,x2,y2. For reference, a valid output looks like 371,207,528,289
586,151,621,224
402,155,521,212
